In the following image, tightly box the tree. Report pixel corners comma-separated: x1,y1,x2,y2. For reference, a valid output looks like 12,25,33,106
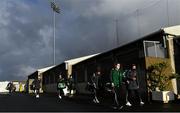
147,62,176,91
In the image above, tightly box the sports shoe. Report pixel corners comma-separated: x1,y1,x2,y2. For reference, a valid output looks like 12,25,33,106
126,101,132,106
93,99,97,103
95,99,100,103
93,98,100,104
118,106,124,110
140,101,144,105
59,95,62,99
36,94,39,98
112,106,118,109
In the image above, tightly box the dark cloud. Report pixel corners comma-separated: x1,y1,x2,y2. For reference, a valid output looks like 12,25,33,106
0,0,180,81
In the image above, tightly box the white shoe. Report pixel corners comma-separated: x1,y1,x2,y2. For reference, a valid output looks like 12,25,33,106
118,106,124,110
96,99,100,103
93,99,97,103
36,94,39,98
126,101,132,106
59,95,62,99
93,98,100,104
112,106,118,109
140,101,144,105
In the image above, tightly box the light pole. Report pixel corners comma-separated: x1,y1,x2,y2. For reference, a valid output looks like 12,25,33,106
115,19,119,47
49,0,60,65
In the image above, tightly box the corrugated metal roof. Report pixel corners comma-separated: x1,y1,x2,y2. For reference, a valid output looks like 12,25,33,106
64,53,100,65
71,25,180,66
37,65,55,73
164,25,180,36
28,65,55,78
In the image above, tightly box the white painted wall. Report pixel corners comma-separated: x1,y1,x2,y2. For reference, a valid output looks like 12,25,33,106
0,81,9,93
13,82,19,92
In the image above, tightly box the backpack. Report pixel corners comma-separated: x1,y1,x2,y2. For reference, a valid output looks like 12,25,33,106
58,82,66,89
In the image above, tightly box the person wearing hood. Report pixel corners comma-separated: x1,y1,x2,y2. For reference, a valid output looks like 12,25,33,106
126,64,144,106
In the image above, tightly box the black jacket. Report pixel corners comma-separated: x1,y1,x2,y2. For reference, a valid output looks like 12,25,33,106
91,73,103,89
32,79,41,90
126,69,139,90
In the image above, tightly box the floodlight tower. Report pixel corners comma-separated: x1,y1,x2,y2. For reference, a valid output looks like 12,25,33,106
49,0,60,65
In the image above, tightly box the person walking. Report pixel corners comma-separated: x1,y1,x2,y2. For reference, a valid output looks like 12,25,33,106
57,74,66,99
126,64,144,106
122,68,132,107
67,75,75,97
110,63,125,110
32,76,41,98
6,81,14,93
91,69,103,104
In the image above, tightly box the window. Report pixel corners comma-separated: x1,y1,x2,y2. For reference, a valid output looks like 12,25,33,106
143,40,167,58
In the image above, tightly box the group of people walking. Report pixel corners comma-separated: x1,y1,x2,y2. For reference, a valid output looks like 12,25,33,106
90,63,144,110
31,74,75,99
28,63,144,110
57,74,75,99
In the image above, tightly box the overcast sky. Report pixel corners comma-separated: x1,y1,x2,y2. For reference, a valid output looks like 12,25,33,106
0,0,180,81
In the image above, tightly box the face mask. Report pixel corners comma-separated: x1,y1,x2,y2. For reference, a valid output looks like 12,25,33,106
116,64,120,69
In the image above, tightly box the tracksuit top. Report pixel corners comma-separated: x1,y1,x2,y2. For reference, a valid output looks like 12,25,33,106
111,69,124,87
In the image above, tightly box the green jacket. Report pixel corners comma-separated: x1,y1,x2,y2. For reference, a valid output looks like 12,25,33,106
111,69,124,87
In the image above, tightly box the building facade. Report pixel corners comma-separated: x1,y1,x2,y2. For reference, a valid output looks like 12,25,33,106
72,25,180,101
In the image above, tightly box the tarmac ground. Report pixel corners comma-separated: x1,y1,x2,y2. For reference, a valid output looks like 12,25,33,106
0,92,180,112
